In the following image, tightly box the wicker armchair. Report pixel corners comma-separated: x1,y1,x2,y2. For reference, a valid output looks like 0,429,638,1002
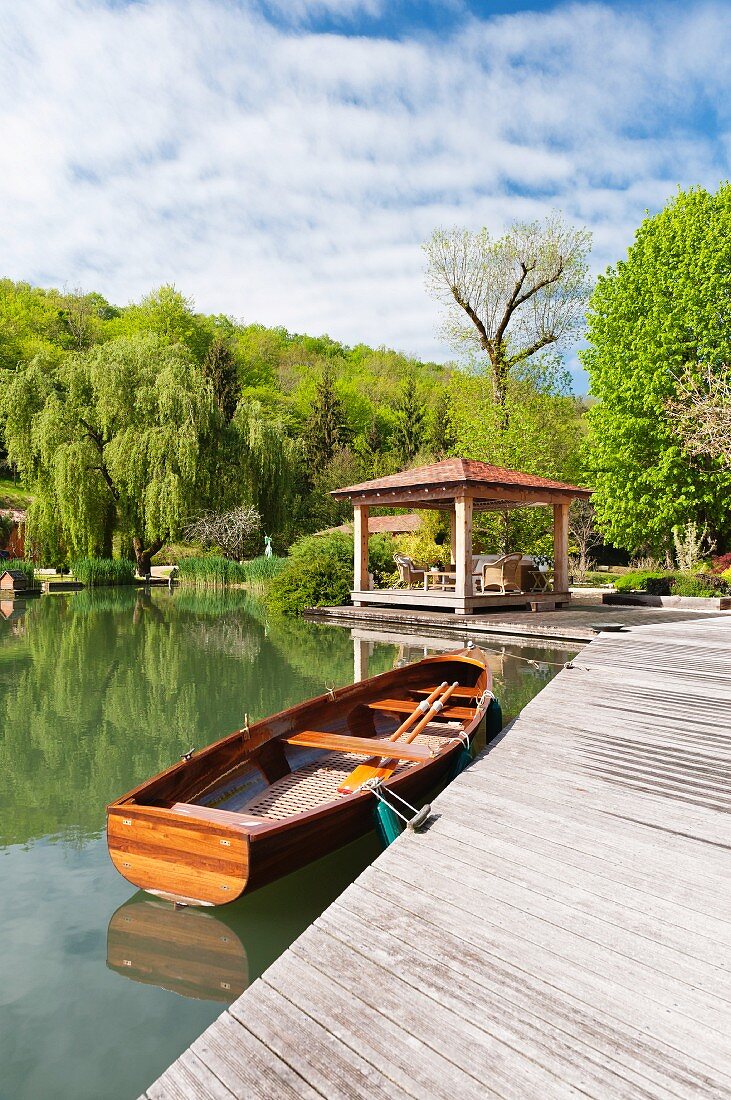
393,553,426,588
479,552,524,594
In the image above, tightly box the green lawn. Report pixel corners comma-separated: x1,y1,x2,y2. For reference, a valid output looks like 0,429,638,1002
0,476,32,510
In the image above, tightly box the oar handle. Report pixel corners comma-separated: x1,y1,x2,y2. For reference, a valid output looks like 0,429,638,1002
388,681,448,742
402,681,459,745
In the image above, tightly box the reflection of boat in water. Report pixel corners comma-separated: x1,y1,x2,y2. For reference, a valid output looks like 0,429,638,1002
107,895,248,1002
107,649,492,906
107,832,382,1002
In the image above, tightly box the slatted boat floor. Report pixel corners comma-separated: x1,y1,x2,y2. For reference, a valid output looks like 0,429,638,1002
239,725,461,820
144,614,731,1100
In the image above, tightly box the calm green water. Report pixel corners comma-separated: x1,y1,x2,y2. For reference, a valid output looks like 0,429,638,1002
0,589,576,1100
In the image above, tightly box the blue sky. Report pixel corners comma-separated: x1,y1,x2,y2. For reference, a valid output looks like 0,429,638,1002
1,0,730,391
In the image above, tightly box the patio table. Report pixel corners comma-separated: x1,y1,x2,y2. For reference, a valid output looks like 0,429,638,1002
424,570,484,591
527,569,553,592
424,570,456,590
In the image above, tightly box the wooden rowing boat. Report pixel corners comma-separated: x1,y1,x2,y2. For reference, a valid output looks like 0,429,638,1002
106,646,493,906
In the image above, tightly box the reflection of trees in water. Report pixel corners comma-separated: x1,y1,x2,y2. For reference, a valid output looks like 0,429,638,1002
0,591,354,848
0,591,576,848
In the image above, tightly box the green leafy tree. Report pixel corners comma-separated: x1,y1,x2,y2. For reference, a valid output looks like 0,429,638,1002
202,334,240,422
116,285,211,362
582,185,731,554
449,356,584,553
392,372,426,462
1,335,217,572
425,387,457,459
305,365,349,467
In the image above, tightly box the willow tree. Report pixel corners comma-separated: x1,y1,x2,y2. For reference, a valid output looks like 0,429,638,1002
234,399,301,537
1,335,217,572
423,215,591,422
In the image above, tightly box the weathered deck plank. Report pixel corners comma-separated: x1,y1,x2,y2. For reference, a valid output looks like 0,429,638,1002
145,616,731,1099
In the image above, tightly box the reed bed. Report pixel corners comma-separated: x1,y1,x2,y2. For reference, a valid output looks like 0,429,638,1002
242,555,286,591
176,556,248,587
71,557,136,587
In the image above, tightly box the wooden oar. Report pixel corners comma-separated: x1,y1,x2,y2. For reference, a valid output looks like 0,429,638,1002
386,681,448,742
337,682,446,795
338,681,459,793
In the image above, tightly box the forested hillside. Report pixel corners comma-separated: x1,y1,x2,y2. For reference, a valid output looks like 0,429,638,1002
0,279,585,566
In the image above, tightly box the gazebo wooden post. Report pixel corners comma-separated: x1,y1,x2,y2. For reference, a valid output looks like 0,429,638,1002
553,502,569,593
353,504,369,605
454,492,473,605
449,507,457,568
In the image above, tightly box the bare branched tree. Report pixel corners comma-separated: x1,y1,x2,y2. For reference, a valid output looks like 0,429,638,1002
184,505,262,560
423,214,591,422
666,364,731,467
60,287,98,350
569,499,601,579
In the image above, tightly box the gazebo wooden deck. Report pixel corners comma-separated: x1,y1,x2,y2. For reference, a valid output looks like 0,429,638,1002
331,458,592,614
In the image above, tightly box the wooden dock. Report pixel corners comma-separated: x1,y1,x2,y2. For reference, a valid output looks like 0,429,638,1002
306,597,730,644
143,614,731,1099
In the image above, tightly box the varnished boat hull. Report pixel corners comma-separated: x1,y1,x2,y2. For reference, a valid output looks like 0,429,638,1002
107,803,251,906
107,649,491,905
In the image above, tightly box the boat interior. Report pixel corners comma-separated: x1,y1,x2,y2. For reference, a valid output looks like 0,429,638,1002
122,656,486,824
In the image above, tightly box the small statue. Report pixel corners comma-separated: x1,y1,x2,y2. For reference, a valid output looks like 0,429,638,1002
264,534,273,558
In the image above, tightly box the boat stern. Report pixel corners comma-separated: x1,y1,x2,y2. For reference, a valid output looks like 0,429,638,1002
107,803,250,906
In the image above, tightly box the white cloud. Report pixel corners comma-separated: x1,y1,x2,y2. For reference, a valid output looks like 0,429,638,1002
0,0,730,389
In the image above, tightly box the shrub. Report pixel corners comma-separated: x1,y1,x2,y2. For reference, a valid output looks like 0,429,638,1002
674,572,731,597
628,556,664,571
613,569,731,598
266,533,351,614
367,533,400,586
645,576,673,595
672,522,713,572
265,531,396,615
671,573,723,598
709,552,731,575
393,532,444,569
71,557,135,587
153,542,212,565
176,556,248,587
574,571,614,587
613,570,669,593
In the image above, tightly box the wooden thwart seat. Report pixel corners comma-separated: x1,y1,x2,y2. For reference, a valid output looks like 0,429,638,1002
367,697,474,721
410,686,479,701
171,802,267,825
284,731,435,762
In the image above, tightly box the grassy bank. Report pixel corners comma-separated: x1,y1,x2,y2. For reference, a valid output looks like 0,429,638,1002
0,476,32,511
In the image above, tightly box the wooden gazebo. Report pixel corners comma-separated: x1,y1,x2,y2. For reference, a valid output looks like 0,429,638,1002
331,458,592,614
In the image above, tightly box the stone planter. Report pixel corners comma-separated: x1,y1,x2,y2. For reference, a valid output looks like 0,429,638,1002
603,592,731,611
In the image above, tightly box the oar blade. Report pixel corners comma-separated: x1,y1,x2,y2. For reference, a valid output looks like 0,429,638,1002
337,760,396,794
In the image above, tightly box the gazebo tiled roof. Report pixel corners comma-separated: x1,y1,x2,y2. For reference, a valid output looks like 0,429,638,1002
332,458,591,508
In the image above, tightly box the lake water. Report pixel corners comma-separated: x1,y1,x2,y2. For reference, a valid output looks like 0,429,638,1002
0,589,577,1100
